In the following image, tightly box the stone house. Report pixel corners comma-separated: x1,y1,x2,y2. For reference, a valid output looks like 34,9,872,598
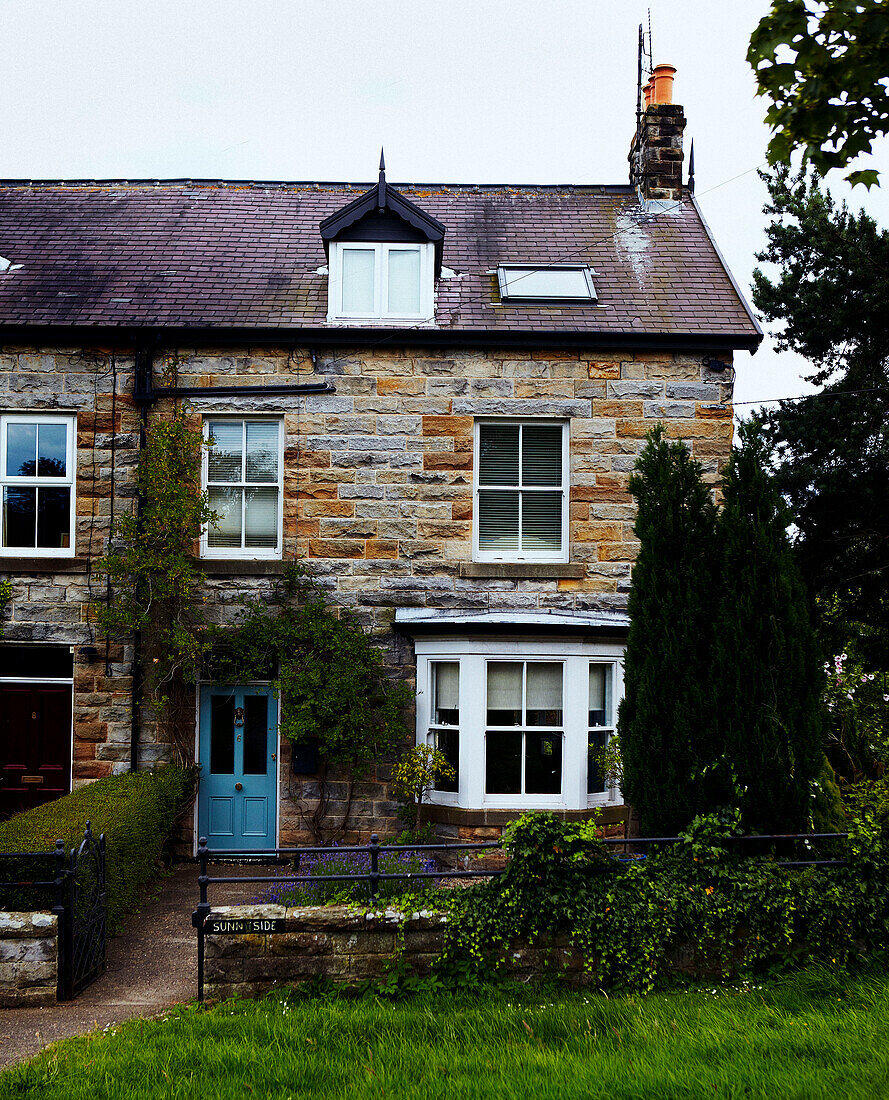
0,69,760,846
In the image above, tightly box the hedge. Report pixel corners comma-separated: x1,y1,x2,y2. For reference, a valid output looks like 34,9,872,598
0,767,194,932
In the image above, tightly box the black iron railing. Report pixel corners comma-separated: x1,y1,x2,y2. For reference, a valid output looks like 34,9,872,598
190,830,850,1001
0,823,107,1000
597,831,849,867
191,833,503,1000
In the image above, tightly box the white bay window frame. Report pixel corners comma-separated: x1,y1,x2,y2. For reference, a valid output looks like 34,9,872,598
0,413,77,558
201,418,284,560
327,241,434,323
473,419,569,564
415,636,624,812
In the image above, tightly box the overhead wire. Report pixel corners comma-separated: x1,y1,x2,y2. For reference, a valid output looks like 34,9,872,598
300,159,769,381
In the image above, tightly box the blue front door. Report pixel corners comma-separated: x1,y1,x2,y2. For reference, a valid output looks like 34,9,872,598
198,686,277,851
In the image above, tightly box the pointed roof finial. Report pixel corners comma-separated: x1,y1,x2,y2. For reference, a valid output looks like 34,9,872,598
378,147,387,209
688,139,695,193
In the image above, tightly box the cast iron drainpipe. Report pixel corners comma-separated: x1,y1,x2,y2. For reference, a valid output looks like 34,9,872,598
127,351,335,771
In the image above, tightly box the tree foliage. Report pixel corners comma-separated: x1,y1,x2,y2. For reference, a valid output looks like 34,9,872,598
618,426,720,835
748,0,889,187
714,422,824,831
752,168,889,667
620,425,826,835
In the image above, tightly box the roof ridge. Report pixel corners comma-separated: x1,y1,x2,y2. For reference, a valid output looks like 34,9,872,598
0,178,639,194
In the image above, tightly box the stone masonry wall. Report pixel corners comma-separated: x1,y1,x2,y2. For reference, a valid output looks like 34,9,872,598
170,344,734,634
203,903,595,999
0,347,142,786
0,341,733,838
169,342,733,845
0,911,58,1006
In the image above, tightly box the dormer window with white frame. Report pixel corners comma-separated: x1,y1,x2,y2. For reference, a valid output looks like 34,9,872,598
497,264,597,302
327,241,434,323
320,154,445,326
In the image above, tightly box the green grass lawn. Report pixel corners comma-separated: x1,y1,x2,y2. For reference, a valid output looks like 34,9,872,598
3,967,889,1099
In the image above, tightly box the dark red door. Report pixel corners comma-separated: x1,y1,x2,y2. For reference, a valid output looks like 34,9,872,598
0,684,71,818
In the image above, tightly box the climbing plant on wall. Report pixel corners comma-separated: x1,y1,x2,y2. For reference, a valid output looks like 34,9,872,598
208,563,412,843
98,361,215,765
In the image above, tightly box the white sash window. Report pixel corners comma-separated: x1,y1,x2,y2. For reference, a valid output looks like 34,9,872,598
474,420,568,563
0,414,76,557
202,419,283,559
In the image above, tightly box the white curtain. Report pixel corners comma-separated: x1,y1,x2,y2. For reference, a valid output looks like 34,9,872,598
387,248,420,314
208,486,242,548
434,662,459,712
589,664,609,722
487,663,523,711
245,488,278,548
207,421,243,483
246,422,279,482
342,248,375,313
527,663,563,712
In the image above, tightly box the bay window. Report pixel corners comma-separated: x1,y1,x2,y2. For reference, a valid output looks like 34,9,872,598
417,638,624,811
0,414,76,556
202,419,282,559
587,662,617,802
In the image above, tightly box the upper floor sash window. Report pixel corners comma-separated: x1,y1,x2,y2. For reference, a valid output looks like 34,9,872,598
0,414,76,557
327,242,434,323
474,420,569,563
202,419,282,559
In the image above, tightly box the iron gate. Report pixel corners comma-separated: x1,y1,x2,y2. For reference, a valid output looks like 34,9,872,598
56,822,107,999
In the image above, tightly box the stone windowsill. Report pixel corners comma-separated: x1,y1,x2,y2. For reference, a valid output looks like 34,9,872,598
200,560,288,576
0,557,90,574
423,803,628,828
459,563,585,580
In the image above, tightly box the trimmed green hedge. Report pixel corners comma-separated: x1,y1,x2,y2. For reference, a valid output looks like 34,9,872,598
0,767,194,932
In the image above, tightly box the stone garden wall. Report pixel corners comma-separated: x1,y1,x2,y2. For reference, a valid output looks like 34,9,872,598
203,904,591,999
0,911,58,1006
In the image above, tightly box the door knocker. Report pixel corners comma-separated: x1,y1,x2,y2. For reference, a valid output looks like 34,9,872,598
234,707,245,728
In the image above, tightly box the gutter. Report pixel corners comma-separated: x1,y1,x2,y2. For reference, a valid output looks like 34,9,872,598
0,324,764,354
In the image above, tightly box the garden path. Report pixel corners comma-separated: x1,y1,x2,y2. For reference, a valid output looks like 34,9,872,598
0,860,264,1068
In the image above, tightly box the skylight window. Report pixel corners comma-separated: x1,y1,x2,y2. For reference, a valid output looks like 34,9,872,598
497,265,597,302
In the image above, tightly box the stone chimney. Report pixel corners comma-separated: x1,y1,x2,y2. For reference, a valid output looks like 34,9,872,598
629,63,686,202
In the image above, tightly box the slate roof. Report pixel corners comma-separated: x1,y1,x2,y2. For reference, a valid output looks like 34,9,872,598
0,180,761,345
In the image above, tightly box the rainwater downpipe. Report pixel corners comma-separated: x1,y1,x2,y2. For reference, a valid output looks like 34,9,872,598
129,344,154,772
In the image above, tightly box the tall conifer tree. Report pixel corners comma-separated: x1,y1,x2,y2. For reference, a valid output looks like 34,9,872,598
618,427,719,835
715,422,824,831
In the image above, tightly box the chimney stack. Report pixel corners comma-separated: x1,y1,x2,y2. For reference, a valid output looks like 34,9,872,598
629,63,686,202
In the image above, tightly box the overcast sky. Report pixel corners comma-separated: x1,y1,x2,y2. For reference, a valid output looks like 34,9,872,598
2,0,887,411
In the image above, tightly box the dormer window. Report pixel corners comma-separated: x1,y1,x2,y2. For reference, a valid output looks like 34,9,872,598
328,241,434,322
321,152,445,326
497,264,597,302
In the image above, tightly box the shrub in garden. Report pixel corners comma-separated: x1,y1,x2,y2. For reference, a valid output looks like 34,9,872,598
391,745,455,830
620,424,830,835
714,422,825,832
439,812,889,992
618,426,720,835
0,766,194,932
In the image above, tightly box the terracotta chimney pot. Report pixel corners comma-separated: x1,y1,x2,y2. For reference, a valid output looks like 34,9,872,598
650,64,677,106
643,80,653,109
